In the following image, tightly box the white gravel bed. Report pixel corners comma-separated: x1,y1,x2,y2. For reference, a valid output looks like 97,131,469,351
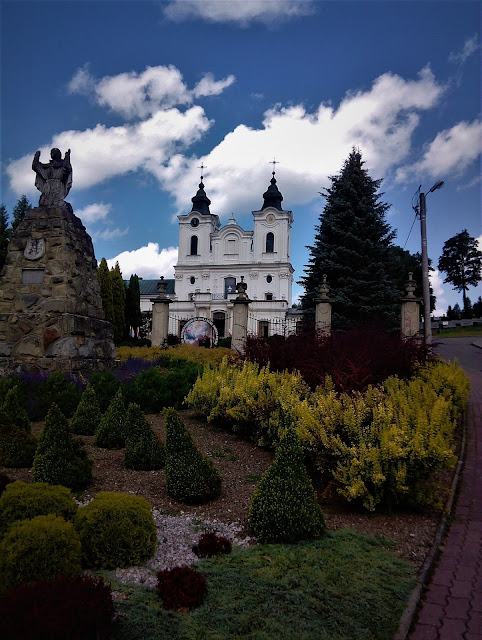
113,509,253,589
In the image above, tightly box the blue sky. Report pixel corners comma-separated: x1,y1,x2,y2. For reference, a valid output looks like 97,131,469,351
1,0,481,314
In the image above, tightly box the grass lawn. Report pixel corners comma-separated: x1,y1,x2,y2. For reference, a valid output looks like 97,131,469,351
434,325,482,338
109,529,415,640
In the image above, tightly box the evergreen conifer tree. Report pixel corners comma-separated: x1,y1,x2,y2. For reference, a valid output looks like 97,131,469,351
473,296,482,318
300,149,398,329
164,408,221,503
1,386,31,433
125,274,142,337
124,403,165,470
97,258,114,324
11,195,32,232
249,426,325,544
0,204,10,273
32,404,92,490
70,385,101,436
94,389,127,449
110,262,126,344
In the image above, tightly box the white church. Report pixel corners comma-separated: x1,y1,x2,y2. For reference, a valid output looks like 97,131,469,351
139,171,301,340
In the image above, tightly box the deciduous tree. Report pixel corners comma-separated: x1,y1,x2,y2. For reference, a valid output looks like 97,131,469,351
438,229,482,311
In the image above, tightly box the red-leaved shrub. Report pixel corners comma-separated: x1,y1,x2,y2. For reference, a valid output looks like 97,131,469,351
0,472,12,495
196,532,232,558
156,566,207,610
244,325,432,393
0,573,114,640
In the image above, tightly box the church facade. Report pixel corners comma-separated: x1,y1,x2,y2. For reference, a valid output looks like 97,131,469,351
141,172,300,340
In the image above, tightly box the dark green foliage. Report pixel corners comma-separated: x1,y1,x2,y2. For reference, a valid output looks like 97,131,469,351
98,257,114,324
165,408,222,504
0,472,12,495
125,403,165,470
0,514,82,593
11,195,32,233
249,427,326,543
43,372,82,419
0,573,114,640
89,369,121,413
300,149,399,329
74,492,157,569
473,296,482,317
113,530,415,640
0,203,10,273
438,229,482,310
0,481,77,537
111,261,126,344
0,409,37,468
387,246,436,311
125,274,142,337
70,384,101,435
32,403,93,491
1,385,31,433
94,388,127,449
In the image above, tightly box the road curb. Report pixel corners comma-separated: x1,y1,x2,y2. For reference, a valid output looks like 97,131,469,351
392,412,467,640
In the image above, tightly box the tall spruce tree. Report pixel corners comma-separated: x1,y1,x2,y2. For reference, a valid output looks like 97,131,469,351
0,204,10,273
97,258,114,324
387,246,436,311
125,274,142,337
110,262,126,344
437,229,482,311
300,149,398,329
11,195,32,232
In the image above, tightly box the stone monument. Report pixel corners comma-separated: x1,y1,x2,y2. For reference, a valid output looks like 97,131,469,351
0,148,115,374
314,274,334,336
401,272,421,339
231,276,250,353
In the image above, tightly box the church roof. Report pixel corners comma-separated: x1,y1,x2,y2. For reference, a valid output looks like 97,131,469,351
262,172,283,211
124,279,175,296
190,180,211,215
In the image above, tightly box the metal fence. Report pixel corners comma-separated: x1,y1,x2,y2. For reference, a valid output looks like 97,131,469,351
248,313,301,337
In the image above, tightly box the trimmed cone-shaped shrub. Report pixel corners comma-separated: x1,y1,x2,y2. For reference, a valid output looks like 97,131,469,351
70,384,101,436
249,427,326,543
0,514,82,593
165,408,222,504
125,403,165,470
2,386,31,433
0,481,77,537
32,404,93,491
0,574,114,640
94,388,127,449
74,492,157,569
0,409,37,468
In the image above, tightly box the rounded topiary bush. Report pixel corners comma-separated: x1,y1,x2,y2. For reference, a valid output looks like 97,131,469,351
249,427,326,544
0,574,114,640
70,384,101,436
0,514,82,593
164,408,222,504
124,403,165,470
0,409,38,468
94,388,127,449
0,481,77,537
74,492,157,569
32,403,93,491
1,385,31,433
156,566,207,611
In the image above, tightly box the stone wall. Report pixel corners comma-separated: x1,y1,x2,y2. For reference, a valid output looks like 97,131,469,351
0,206,115,374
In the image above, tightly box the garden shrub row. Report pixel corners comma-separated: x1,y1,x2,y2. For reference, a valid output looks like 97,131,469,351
187,358,470,510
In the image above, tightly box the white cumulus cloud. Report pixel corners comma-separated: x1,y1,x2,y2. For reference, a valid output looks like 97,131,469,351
68,64,235,119
396,120,482,183
76,202,111,223
106,243,178,279
430,270,448,316
163,0,315,26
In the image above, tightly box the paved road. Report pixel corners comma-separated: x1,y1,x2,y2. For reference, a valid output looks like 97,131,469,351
409,338,481,640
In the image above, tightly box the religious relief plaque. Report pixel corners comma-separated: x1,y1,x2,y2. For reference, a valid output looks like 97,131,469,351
24,238,45,261
21,269,45,284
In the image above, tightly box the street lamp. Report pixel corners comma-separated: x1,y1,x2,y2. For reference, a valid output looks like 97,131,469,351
417,180,444,346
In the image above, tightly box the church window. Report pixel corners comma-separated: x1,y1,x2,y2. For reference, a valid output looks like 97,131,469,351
258,320,269,337
265,293,273,301
266,232,274,253
266,274,273,283
213,311,226,338
225,234,238,254
190,236,198,255
190,276,196,284
224,277,236,299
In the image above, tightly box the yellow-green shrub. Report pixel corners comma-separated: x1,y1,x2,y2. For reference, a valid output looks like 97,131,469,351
0,515,81,593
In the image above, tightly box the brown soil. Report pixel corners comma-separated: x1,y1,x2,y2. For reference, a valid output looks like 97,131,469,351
1,409,449,570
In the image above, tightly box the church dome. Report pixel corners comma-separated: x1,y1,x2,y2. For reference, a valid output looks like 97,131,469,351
262,172,283,211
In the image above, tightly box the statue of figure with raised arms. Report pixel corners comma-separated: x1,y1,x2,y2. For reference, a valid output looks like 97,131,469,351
32,148,72,208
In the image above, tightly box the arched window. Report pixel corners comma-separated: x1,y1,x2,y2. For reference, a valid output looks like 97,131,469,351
190,235,198,255
266,232,274,253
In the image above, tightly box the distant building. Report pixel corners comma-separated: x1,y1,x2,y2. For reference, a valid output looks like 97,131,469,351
140,172,301,339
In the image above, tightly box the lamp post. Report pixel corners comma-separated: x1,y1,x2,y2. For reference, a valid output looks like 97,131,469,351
418,180,444,346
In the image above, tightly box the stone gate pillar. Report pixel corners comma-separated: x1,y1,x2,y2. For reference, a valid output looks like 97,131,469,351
315,274,334,336
150,277,172,346
231,276,250,353
401,273,421,338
